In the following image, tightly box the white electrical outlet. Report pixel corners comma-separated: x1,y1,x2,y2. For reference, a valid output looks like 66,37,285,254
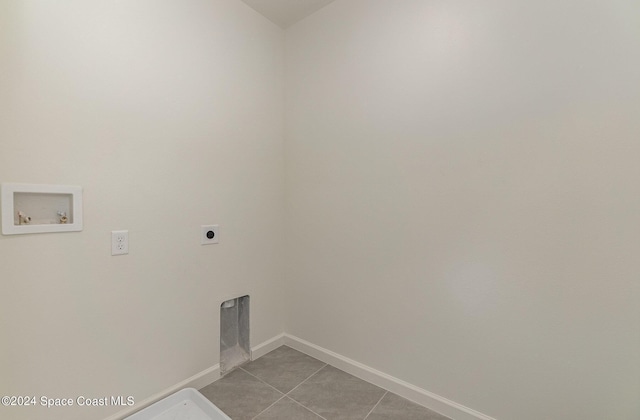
111,230,129,255
201,225,219,245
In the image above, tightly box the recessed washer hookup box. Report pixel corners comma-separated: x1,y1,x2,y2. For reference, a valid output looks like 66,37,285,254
125,388,230,420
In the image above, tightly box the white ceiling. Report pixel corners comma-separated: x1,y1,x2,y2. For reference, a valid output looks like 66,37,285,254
240,0,337,28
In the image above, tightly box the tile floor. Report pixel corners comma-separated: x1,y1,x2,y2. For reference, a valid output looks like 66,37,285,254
200,345,451,420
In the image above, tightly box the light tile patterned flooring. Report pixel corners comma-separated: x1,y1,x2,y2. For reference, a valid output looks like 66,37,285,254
200,346,451,420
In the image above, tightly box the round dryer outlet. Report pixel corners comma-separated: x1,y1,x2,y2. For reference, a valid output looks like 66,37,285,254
201,225,219,245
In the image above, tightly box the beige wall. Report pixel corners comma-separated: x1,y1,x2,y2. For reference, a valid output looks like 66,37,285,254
285,1,640,419
0,1,284,419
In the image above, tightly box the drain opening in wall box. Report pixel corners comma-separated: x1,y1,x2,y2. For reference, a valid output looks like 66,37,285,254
220,295,250,374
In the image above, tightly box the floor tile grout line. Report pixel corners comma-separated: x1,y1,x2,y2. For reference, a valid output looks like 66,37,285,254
239,366,288,396
281,363,329,420
284,363,328,397
250,394,287,420
363,391,388,420
214,350,443,420
240,362,329,420
283,395,329,420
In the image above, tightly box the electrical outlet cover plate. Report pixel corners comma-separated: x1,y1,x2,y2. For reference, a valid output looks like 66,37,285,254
111,230,129,255
201,225,219,245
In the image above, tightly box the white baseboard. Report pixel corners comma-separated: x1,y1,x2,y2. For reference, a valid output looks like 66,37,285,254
283,334,496,420
251,332,286,360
